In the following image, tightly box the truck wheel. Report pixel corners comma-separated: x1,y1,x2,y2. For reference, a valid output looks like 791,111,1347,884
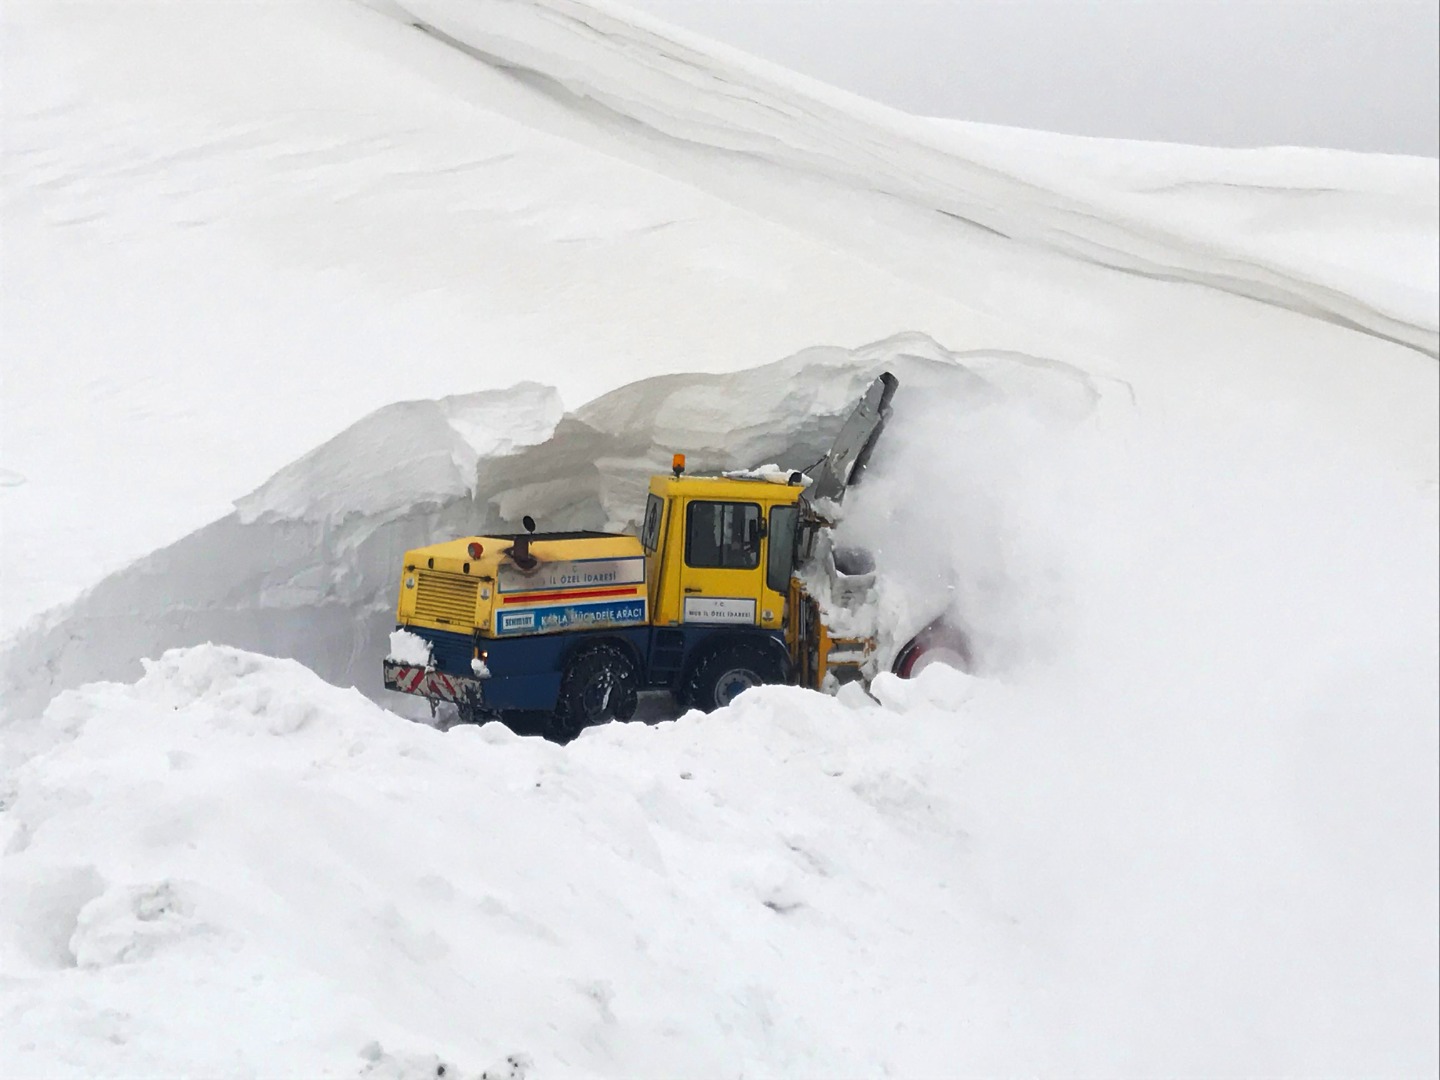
684,641,784,713
553,643,639,741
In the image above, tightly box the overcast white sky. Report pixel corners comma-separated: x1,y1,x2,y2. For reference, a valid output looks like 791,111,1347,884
624,0,1439,157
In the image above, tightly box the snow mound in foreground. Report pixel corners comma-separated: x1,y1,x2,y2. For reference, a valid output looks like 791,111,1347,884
2,640,1434,1076
0,333,1100,722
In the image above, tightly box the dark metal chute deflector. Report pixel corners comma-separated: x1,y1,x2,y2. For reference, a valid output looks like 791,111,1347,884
803,371,898,505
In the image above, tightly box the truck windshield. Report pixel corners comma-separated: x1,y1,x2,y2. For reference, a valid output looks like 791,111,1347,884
767,505,798,593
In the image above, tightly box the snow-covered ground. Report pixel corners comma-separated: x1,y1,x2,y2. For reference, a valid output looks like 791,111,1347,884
2,0,1436,1074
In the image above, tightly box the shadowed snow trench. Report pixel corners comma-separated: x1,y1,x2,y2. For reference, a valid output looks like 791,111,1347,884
0,334,1102,723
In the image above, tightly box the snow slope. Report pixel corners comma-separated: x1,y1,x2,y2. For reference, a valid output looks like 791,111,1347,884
3,0,1435,628
2,0,1437,1074
395,0,1438,352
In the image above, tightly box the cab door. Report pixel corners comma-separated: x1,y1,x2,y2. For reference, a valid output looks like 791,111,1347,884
677,499,764,626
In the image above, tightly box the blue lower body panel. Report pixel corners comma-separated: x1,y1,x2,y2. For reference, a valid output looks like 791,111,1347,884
482,671,562,712
415,626,475,677
395,624,789,715
398,624,651,714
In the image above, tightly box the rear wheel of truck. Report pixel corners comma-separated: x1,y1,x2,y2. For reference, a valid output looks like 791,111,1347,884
552,643,639,742
684,641,784,713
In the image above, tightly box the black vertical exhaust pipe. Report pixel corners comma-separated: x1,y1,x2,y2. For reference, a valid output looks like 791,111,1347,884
511,515,539,571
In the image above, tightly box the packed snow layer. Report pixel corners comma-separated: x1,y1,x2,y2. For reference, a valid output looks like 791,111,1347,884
0,334,1102,723
237,382,565,525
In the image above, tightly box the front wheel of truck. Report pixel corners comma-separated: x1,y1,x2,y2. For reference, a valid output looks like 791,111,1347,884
552,643,639,742
684,641,784,713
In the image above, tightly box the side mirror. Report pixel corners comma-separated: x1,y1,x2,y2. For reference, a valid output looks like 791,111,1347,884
522,515,536,534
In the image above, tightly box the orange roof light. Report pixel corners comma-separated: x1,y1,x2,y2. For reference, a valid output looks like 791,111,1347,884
672,453,686,477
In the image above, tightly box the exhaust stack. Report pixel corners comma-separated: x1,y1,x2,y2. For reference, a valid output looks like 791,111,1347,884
510,515,539,571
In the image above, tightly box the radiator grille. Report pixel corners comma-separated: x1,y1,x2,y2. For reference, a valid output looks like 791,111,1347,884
413,570,479,627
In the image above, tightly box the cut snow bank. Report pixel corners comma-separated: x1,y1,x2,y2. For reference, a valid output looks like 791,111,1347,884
235,383,565,526
0,334,1099,722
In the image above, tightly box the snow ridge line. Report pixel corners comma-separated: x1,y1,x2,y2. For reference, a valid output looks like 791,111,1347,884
392,0,1437,359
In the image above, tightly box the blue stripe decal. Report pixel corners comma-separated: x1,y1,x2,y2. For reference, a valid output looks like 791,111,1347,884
496,599,647,635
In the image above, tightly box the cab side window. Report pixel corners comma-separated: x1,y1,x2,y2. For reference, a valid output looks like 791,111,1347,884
685,501,761,569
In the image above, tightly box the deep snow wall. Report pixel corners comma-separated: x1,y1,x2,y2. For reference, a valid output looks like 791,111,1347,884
0,334,1099,722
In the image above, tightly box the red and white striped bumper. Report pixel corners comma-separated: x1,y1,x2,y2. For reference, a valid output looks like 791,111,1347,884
383,662,482,704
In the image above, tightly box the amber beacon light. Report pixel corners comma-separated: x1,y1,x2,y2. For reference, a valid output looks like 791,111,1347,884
672,453,686,477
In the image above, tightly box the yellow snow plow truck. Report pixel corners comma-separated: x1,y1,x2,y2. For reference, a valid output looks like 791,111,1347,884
383,372,948,740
